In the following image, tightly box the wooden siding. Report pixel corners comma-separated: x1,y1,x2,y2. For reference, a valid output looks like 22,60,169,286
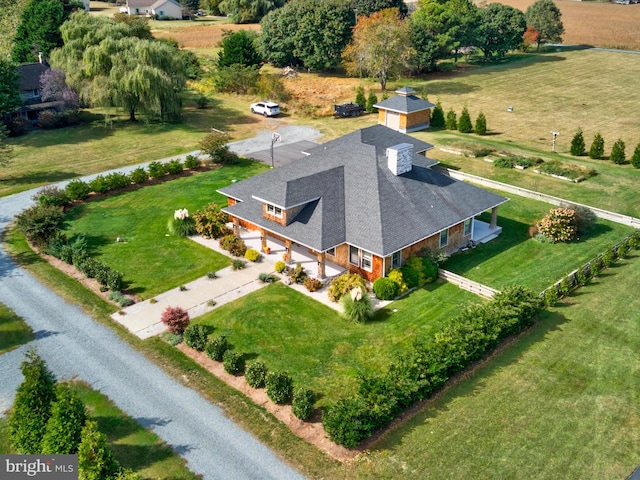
406,109,430,129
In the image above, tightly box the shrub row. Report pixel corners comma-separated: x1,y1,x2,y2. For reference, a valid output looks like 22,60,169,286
431,102,487,135
570,128,640,166
372,255,438,300
322,286,542,447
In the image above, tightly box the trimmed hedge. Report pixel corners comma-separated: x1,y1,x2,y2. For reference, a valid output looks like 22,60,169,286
322,286,542,447
292,388,316,421
373,277,397,300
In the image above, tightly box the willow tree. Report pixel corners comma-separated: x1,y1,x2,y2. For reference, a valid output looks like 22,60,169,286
51,11,185,122
342,8,413,90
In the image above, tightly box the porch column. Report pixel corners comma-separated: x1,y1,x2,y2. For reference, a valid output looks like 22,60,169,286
490,206,498,229
317,252,326,279
232,218,240,236
260,229,268,252
284,240,292,264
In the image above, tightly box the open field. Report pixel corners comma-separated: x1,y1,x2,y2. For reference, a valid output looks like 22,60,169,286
493,0,640,50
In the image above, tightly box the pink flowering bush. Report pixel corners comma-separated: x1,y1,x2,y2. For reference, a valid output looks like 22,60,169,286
536,208,578,243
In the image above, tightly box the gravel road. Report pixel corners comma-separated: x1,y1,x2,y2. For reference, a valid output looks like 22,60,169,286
0,156,307,479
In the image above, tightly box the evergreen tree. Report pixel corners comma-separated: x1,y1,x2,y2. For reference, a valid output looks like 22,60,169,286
588,132,605,159
41,384,87,454
610,138,626,164
475,112,487,135
457,106,472,133
77,420,121,480
445,109,457,130
365,89,378,113
9,350,57,454
12,0,71,63
217,29,262,68
630,143,640,169
430,101,445,128
355,86,366,107
570,128,586,156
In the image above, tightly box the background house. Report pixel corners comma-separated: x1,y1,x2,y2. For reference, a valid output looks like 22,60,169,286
15,56,63,121
374,87,435,133
219,126,507,281
125,0,182,19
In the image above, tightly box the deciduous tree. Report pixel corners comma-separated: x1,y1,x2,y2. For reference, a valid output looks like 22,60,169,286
9,350,57,454
342,8,413,90
474,3,526,60
219,0,285,24
525,0,564,49
352,0,408,17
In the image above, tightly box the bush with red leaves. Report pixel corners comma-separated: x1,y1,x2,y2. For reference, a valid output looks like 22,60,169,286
161,306,190,334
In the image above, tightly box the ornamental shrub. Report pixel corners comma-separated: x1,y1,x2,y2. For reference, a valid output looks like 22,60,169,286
244,248,260,262
288,262,307,284
590,260,601,278
274,261,286,273
265,371,293,404
184,154,200,169
161,306,190,334
421,256,438,282
445,109,457,130
232,259,246,270
589,132,605,159
341,289,373,323
570,128,586,156
373,277,398,300
88,175,109,194
292,388,316,421
328,272,368,302
129,167,149,184
105,172,130,190
631,143,640,168
65,179,91,201
41,384,87,454
245,360,268,388
205,334,230,361
15,204,65,249
223,350,245,375
558,277,571,297
165,159,183,174
322,397,373,448
617,240,629,259
34,186,70,208
628,231,640,250
601,246,615,267
544,286,558,307
194,203,230,239
400,265,420,289
387,269,408,295
457,107,472,133
77,420,121,480
258,272,278,283
536,208,577,243
169,216,196,237
304,277,323,292
575,266,588,286
183,324,209,351
107,291,133,307
430,101,445,128
148,161,166,179
474,112,487,135
610,138,626,164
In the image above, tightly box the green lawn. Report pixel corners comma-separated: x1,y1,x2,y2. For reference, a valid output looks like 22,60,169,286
442,191,633,291
0,381,198,479
344,254,640,480
0,303,33,354
192,281,480,403
63,160,268,298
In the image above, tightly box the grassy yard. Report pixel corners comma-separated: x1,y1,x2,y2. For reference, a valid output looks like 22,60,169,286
443,191,634,291
63,160,268,298
0,303,33,354
0,381,199,480
191,281,480,403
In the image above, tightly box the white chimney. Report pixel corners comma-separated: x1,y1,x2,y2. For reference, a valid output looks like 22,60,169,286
387,143,413,176
38,52,43,64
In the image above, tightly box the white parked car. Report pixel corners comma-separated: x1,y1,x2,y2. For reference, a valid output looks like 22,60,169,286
250,101,280,117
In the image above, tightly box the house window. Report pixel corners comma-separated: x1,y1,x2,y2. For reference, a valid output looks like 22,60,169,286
266,203,283,218
349,246,373,272
391,251,401,269
158,10,164,15
439,229,449,248
326,247,336,256
464,218,473,236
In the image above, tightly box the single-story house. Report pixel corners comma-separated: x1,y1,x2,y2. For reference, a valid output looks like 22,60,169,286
218,125,508,281
125,0,182,19
374,86,435,133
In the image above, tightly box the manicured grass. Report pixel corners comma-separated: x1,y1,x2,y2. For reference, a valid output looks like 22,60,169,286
443,191,633,292
0,303,33,354
191,281,480,403
349,254,640,480
63,160,269,298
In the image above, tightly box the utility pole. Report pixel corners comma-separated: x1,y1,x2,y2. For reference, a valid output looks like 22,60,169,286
270,132,281,168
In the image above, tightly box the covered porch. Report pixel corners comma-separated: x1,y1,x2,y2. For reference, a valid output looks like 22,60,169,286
471,217,503,244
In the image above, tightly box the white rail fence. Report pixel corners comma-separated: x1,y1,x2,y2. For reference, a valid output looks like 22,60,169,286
438,269,499,299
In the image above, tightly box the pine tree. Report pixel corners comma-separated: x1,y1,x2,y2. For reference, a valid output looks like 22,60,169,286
457,107,472,133
430,101,445,128
610,138,626,164
570,128,586,156
445,109,457,130
631,143,640,169
589,132,605,159
77,420,121,480
41,384,87,454
475,112,487,135
9,350,57,454
355,86,366,107
365,89,378,113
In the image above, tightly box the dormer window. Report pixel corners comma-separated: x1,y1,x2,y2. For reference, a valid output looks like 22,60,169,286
266,203,283,218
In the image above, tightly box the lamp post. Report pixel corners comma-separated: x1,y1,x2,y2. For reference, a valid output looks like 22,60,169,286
550,131,560,152
270,132,281,168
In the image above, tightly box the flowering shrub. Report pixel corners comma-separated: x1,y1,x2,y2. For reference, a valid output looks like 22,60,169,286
328,272,368,302
536,208,577,243
161,306,190,334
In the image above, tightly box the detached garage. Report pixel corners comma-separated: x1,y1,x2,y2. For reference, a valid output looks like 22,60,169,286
374,86,435,133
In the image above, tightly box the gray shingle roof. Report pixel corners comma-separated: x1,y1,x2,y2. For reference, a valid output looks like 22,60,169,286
373,94,435,114
17,63,48,92
219,125,507,256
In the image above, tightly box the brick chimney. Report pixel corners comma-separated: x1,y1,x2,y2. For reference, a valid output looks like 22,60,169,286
387,143,413,175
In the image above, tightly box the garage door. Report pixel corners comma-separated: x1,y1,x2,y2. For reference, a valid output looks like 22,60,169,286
385,111,400,131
